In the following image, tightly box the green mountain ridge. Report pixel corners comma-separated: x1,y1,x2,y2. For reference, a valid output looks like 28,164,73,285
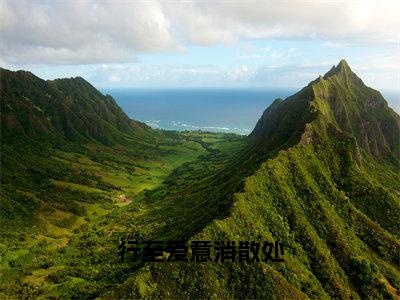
103,60,400,299
0,68,153,147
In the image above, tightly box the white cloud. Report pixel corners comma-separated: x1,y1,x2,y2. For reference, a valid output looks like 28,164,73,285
238,45,274,59
0,0,179,65
0,0,398,65
164,0,399,46
286,47,302,58
87,64,231,87
226,65,253,81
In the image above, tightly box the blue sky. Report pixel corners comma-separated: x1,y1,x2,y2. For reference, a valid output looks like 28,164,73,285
1,0,399,98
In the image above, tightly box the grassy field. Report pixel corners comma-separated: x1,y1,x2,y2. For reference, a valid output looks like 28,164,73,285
0,130,245,298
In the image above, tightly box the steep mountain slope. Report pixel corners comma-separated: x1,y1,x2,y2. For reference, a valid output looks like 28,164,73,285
104,60,400,299
0,68,153,146
250,60,400,163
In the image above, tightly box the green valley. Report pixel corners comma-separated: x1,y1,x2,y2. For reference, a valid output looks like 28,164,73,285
0,60,399,299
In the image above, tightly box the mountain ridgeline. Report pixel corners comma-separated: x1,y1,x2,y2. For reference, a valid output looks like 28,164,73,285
103,60,400,299
0,61,399,299
250,60,400,164
0,68,153,147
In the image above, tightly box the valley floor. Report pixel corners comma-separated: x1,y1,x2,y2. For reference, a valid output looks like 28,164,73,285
0,131,245,298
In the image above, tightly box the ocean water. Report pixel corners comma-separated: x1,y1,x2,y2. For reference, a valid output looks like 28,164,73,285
101,88,399,135
101,88,296,135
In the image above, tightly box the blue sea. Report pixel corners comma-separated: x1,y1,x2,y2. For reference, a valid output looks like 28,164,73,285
101,88,400,135
101,88,297,135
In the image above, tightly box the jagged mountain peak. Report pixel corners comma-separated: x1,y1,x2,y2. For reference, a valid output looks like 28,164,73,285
324,59,350,76
333,58,350,71
322,59,363,83
250,60,400,163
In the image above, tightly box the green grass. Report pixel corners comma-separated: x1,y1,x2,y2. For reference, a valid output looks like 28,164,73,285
0,131,244,298
51,180,105,194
